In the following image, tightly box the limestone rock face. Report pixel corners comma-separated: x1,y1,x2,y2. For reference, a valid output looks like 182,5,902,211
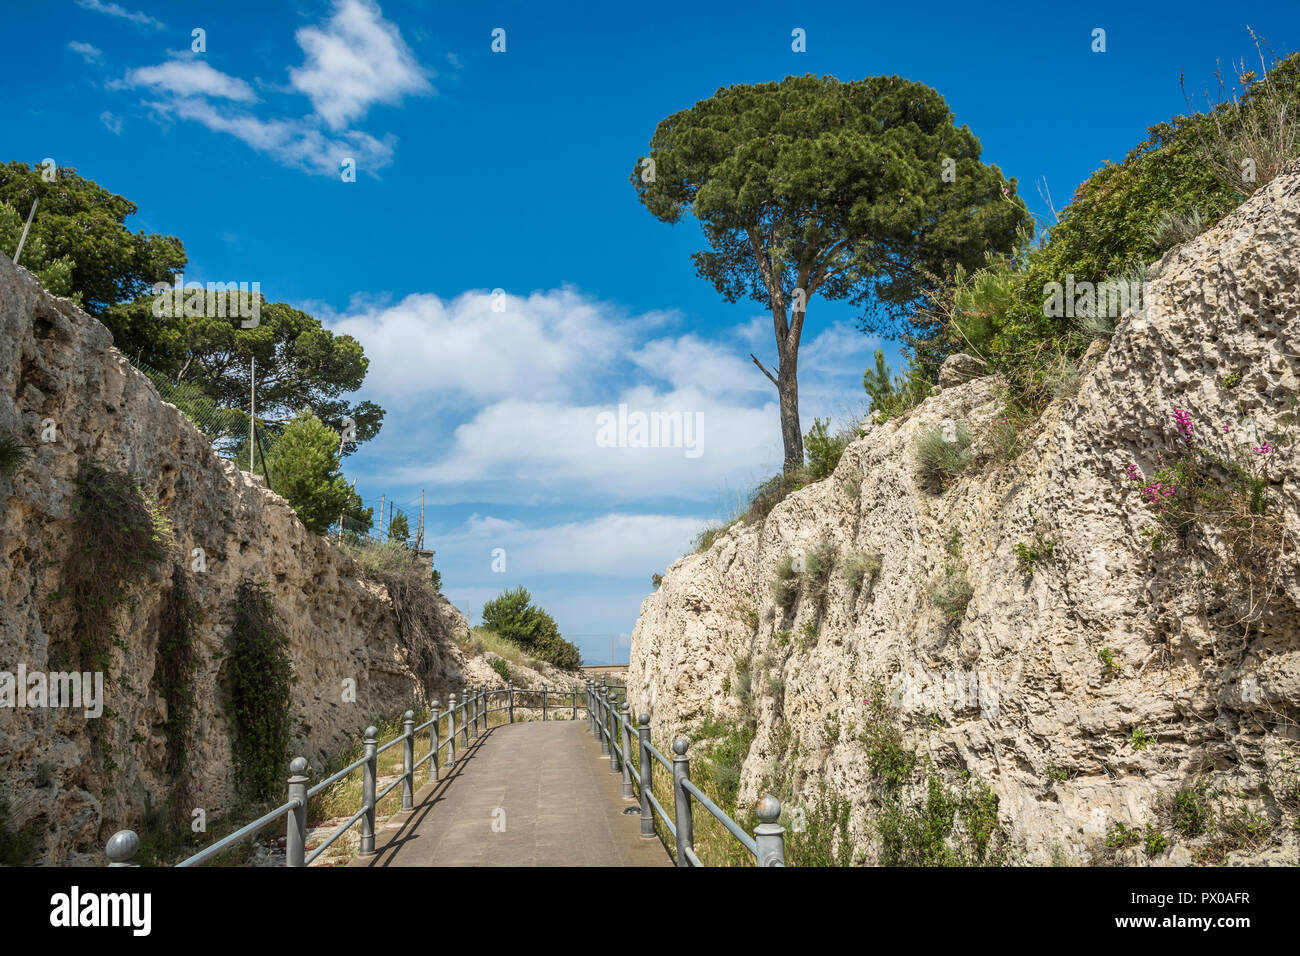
937,352,989,388
0,253,488,864
630,162,1300,865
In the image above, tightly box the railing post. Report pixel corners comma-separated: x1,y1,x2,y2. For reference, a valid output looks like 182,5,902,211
585,680,593,733
429,698,441,783
105,830,139,867
598,682,609,756
360,725,378,857
462,688,470,747
542,683,548,722
287,756,309,867
571,685,577,721
402,710,415,811
638,714,654,838
672,737,693,867
619,702,634,797
609,696,620,774
447,694,458,766
754,795,787,867
508,682,514,723
480,684,487,732
468,687,478,740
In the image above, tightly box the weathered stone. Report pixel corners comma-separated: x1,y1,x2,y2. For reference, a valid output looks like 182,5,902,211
630,161,1300,866
938,352,989,387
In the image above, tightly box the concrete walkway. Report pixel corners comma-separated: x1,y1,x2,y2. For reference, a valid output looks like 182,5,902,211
349,721,671,867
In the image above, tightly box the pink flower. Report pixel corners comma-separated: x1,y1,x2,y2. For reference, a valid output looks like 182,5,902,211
1254,443,1271,455
1172,408,1194,448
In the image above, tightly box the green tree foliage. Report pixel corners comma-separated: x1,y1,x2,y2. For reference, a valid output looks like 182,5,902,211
387,509,410,543
803,417,851,480
632,74,1030,469
0,161,186,313
103,296,384,450
0,201,75,298
266,412,353,534
480,586,582,670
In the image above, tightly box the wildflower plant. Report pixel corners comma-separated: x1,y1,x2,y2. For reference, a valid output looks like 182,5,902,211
1121,405,1292,623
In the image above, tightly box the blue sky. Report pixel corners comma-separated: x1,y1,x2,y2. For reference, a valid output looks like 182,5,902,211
3,0,1297,663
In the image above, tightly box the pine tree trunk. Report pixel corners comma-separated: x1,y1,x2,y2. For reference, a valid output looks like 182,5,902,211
778,344,803,473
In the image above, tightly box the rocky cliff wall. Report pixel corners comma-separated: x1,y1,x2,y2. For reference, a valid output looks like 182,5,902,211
629,162,1300,865
0,253,472,864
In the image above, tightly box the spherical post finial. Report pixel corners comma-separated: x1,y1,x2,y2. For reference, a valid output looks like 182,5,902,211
756,794,782,824
364,725,378,740
105,829,140,865
289,756,309,775
639,713,650,726
404,709,415,720
672,736,689,756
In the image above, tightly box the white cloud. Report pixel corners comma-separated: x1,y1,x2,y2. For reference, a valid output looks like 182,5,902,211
290,0,432,130
76,0,164,29
99,111,123,135
123,59,257,102
107,0,427,176
67,41,102,63
151,96,393,175
437,512,703,577
327,287,647,406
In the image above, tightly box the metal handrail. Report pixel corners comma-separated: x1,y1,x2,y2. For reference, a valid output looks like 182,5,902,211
176,797,302,867
581,677,787,868
104,677,788,868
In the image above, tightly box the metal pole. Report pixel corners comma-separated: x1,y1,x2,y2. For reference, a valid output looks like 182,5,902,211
461,688,470,747
542,683,548,722
754,795,787,866
287,756,308,867
672,737,693,867
429,699,440,783
248,354,255,476
469,687,478,739
638,714,654,838
572,686,577,721
598,681,609,756
360,725,378,856
447,693,457,766
508,682,514,723
609,695,620,774
12,198,37,264
619,702,634,796
402,710,415,811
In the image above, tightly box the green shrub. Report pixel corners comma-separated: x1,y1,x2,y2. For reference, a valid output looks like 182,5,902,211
785,783,856,867
227,580,294,802
155,566,199,781
914,420,973,489
0,799,40,865
1012,533,1056,576
1171,783,1213,837
1131,727,1155,751
481,586,581,670
803,540,838,603
839,551,882,591
1104,821,1142,849
804,417,854,480
744,468,808,524
925,565,973,624
490,657,510,681
0,428,30,476
1144,825,1170,856
265,411,353,534
60,463,173,675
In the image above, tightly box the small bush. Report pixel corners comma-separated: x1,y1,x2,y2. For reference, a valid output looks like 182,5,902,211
1098,647,1121,678
1144,825,1170,856
650,572,663,588
1149,206,1210,248
744,468,808,524
481,586,581,670
1012,533,1055,576
803,540,838,603
227,580,294,802
804,418,854,481
840,551,882,591
0,429,30,476
914,420,973,490
490,657,510,681
1131,727,1155,751
0,799,40,865
925,565,973,624
1171,783,1213,837
1104,821,1142,850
